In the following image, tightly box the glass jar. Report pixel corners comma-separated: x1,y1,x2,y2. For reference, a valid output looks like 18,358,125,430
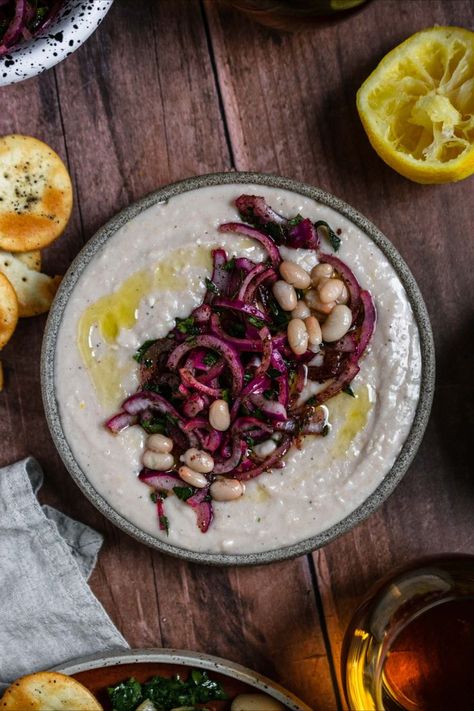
342,556,474,711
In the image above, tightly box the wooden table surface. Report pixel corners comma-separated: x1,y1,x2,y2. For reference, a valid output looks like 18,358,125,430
1,1,473,708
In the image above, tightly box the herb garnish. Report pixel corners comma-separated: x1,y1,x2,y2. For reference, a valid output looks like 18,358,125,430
288,213,304,227
223,255,236,271
133,339,157,363
159,514,170,534
203,351,219,367
343,385,356,397
173,486,195,501
108,670,228,711
247,315,266,329
175,315,200,335
108,678,142,711
315,220,341,252
205,277,220,294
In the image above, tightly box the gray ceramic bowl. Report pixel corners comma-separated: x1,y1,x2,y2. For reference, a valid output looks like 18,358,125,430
41,172,435,566
0,0,114,86
52,648,312,711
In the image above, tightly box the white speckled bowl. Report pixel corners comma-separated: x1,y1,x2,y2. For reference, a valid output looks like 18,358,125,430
0,0,114,86
41,172,435,566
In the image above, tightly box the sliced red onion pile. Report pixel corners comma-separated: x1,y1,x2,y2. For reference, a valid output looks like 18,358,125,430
106,195,376,534
0,1,62,56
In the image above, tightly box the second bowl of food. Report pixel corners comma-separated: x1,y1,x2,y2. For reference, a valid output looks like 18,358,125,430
42,172,435,565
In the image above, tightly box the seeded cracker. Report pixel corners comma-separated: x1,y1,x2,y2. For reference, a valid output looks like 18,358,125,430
17,249,41,271
0,671,103,710
0,135,73,252
0,250,61,317
0,272,18,348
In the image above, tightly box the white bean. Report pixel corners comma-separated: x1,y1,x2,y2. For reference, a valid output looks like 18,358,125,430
231,693,285,711
209,399,231,431
210,477,244,501
252,439,277,459
178,466,208,489
272,280,297,311
318,277,344,304
287,318,309,355
310,262,333,285
337,282,349,304
182,447,214,473
279,260,311,289
305,316,322,349
304,288,336,314
147,433,173,453
291,300,311,320
142,450,174,471
321,304,352,342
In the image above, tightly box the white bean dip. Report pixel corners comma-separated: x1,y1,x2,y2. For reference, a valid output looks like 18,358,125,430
55,184,421,554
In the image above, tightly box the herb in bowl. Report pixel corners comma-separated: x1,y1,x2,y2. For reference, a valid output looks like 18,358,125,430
108,670,227,711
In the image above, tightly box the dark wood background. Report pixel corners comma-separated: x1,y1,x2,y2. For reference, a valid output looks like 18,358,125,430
1,1,473,708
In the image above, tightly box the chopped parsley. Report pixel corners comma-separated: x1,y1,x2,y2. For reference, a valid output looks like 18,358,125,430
343,385,356,397
133,339,157,363
108,670,228,711
288,213,304,227
205,277,220,294
141,416,167,435
173,485,195,501
175,315,200,335
159,514,170,535
223,255,236,271
247,315,266,329
203,351,219,367
315,219,341,252
267,367,282,379
220,387,230,403
108,677,142,711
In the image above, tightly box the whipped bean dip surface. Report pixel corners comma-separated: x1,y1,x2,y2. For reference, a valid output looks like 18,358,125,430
55,184,421,554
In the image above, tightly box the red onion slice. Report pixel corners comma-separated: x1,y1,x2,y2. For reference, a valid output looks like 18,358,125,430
358,289,377,356
235,194,287,227
105,412,136,433
187,487,213,533
138,469,181,491
234,437,292,481
179,368,221,397
219,222,282,267
167,334,243,395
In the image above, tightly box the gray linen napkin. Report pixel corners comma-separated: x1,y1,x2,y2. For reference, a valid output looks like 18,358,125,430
0,457,129,689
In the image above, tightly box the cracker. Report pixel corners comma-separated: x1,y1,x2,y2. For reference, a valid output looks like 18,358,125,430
0,135,73,252
0,250,61,317
17,250,41,271
0,272,18,348
0,671,103,710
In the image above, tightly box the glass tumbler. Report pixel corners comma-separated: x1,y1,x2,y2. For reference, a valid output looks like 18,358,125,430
341,555,474,711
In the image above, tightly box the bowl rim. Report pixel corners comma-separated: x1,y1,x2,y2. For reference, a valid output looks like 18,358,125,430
0,0,114,87
41,170,435,566
51,647,312,711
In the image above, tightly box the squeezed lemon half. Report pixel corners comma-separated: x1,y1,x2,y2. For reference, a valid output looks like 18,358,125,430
357,26,474,183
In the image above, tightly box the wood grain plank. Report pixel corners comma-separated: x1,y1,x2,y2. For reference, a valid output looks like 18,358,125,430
0,1,338,706
205,0,474,705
